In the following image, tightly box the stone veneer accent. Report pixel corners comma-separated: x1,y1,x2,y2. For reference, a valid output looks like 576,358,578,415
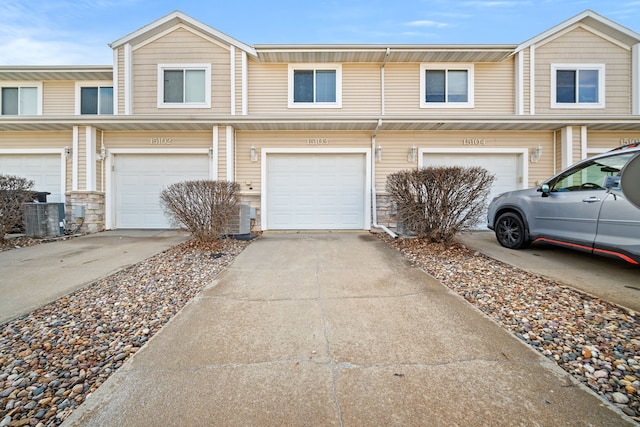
67,191,105,234
374,194,397,230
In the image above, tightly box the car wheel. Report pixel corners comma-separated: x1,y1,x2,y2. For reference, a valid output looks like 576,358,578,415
495,212,530,249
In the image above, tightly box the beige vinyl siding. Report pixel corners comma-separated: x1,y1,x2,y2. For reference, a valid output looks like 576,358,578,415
374,131,554,190
77,128,87,190
588,131,640,149
384,63,419,114
43,82,74,115
103,131,212,149
0,131,71,148
342,63,381,114
474,61,515,114
384,61,515,115
247,62,288,113
247,62,381,115
554,130,563,173
235,131,371,195
535,27,632,115
234,49,243,115
523,49,531,115
572,126,583,161
131,27,231,114
96,130,104,191
117,48,125,115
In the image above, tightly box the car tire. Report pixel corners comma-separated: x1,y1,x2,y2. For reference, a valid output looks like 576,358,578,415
495,212,530,249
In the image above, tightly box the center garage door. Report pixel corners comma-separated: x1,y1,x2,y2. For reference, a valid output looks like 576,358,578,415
114,154,210,228
0,154,62,202
266,153,366,230
423,152,521,227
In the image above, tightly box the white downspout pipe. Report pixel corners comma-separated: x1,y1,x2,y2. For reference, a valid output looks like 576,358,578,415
371,118,397,238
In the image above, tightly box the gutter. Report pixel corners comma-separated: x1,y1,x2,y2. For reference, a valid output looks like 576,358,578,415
371,118,397,238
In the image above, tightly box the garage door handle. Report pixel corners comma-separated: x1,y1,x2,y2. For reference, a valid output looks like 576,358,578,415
582,197,601,203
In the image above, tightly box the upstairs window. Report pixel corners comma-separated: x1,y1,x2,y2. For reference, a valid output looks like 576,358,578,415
551,64,604,108
288,64,342,108
80,86,113,115
157,64,211,108
420,64,474,108
1,85,39,115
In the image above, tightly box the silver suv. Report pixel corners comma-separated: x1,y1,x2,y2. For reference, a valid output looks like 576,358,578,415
487,143,640,264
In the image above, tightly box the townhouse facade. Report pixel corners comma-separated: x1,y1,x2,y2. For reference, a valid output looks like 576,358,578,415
1,9,639,234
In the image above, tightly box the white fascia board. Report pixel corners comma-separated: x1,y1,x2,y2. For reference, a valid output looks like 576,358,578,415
109,10,257,58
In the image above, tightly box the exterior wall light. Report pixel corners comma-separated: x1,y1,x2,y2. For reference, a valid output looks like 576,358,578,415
64,146,71,159
408,145,417,162
250,145,258,162
375,145,382,162
530,145,543,162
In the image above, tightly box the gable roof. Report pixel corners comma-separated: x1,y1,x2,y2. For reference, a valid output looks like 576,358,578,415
516,9,640,53
109,10,257,58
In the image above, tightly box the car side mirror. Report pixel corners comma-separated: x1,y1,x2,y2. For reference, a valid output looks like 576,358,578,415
540,184,550,197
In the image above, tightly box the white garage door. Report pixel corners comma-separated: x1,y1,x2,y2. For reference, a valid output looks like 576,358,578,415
267,153,365,230
423,152,521,227
114,154,210,228
0,154,63,202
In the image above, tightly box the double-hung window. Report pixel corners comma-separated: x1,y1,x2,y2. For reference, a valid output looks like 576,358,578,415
77,83,113,115
158,64,211,108
551,64,605,108
420,64,474,108
1,84,40,115
288,64,342,108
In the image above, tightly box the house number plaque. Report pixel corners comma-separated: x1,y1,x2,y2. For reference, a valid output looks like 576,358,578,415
462,138,486,145
150,137,173,145
306,138,329,145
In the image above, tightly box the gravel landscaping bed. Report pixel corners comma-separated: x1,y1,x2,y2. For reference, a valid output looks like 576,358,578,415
0,238,249,427
381,234,640,423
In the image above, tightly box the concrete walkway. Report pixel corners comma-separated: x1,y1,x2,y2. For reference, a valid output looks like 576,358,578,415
63,232,630,426
0,230,190,324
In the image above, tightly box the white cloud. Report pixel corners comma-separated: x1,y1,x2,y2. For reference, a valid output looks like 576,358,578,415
405,20,449,28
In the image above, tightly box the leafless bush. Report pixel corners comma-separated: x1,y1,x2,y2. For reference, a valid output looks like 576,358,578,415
386,166,495,243
160,180,241,245
0,175,34,242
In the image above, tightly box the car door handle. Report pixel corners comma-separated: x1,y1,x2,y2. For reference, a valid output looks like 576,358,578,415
582,196,601,203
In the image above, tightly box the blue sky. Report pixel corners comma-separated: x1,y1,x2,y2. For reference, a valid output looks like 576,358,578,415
1,0,639,65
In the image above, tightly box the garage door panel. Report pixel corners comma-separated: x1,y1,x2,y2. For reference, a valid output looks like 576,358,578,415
0,154,63,202
267,153,365,230
114,154,209,229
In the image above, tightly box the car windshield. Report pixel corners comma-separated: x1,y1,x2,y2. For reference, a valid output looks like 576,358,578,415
549,152,637,192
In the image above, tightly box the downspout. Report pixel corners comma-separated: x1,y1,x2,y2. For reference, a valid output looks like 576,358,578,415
371,118,397,238
371,48,397,238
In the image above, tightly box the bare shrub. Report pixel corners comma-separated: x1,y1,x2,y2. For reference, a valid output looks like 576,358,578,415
160,180,241,245
0,175,35,242
386,166,495,243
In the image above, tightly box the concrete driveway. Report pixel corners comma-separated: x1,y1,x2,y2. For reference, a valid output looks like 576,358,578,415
63,232,630,426
0,230,190,324
457,231,640,313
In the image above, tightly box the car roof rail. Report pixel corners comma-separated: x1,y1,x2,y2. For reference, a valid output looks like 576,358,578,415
609,142,640,152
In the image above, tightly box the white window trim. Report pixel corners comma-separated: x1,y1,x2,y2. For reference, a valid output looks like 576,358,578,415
420,63,475,109
0,82,43,115
288,64,342,109
550,63,605,109
74,81,114,115
157,63,211,109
